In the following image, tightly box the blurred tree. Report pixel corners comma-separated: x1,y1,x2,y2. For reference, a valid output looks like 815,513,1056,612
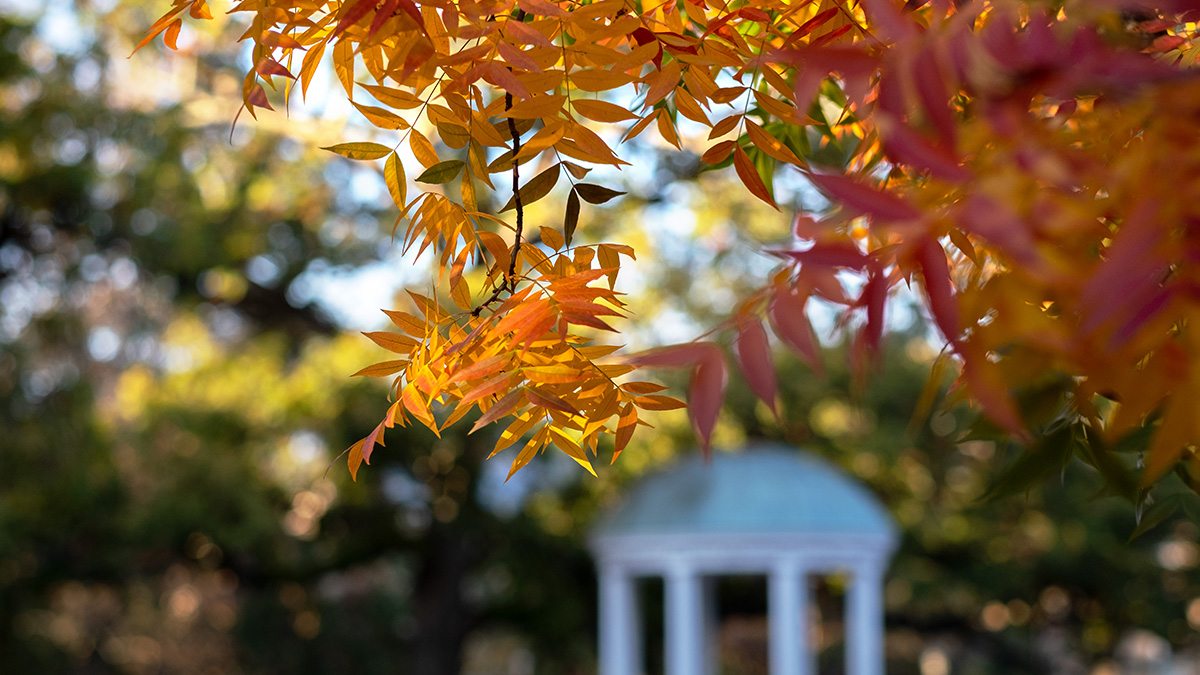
0,5,601,673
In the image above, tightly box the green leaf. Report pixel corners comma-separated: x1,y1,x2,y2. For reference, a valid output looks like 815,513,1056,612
415,159,466,184
564,189,580,247
574,183,625,205
981,424,1074,502
322,142,392,160
1129,494,1180,542
1074,430,1138,501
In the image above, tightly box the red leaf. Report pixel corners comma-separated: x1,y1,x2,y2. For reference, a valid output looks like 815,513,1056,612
333,0,377,36
369,0,400,35
792,213,825,239
773,242,872,269
361,421,386,465
624,342,716,368
769,286,823,375
878,115,968,181
688,346,728,457
806,172,921,222
860,0,918,42
470,389,524,433
916,238,960,345
256,57,296,79
395,0,425,29
912,47,957,150
736,318,777,412
781,7,838,46
245,84,273,112
860,270,888,353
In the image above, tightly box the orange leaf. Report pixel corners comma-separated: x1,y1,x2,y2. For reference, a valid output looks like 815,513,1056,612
613,402,638,462
634,395,687,411
353,360,408,377
363,331,418,353
733,146,777,208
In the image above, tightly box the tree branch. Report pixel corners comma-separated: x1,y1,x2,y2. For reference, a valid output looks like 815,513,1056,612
471,89,524,317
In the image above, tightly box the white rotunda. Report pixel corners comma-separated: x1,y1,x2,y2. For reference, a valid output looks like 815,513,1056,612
589,443,899,675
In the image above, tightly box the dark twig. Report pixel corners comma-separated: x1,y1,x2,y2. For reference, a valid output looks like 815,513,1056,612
471,89,524,317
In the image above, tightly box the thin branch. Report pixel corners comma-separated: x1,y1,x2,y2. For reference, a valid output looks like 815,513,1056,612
506,92,524,282
471,88,525,317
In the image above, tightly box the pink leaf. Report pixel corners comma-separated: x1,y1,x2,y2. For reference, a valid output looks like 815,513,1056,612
807,172,922,222
735,318,778,412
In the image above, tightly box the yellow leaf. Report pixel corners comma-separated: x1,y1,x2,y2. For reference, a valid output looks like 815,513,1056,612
573,99,637,123
353,102,409,130
384,152,407,209
410,130,439,169
322,142,392,160
353,360,409,377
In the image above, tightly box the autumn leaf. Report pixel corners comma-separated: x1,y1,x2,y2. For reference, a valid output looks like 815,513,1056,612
322,142,392,161
805,172,921,222
735,318,778,413
574,183,625,205
416,160,466,184
733,146,777,208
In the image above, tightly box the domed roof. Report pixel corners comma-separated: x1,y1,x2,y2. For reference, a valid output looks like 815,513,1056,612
592,443,896,539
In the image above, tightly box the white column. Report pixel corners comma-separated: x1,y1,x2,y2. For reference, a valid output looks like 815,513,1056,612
701,576,719,675
769,559,812,675
665,563,705,675
846,563,886,675
598,563,641,675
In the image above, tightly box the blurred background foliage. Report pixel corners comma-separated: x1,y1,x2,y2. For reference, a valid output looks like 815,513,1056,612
1,2,1199,674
